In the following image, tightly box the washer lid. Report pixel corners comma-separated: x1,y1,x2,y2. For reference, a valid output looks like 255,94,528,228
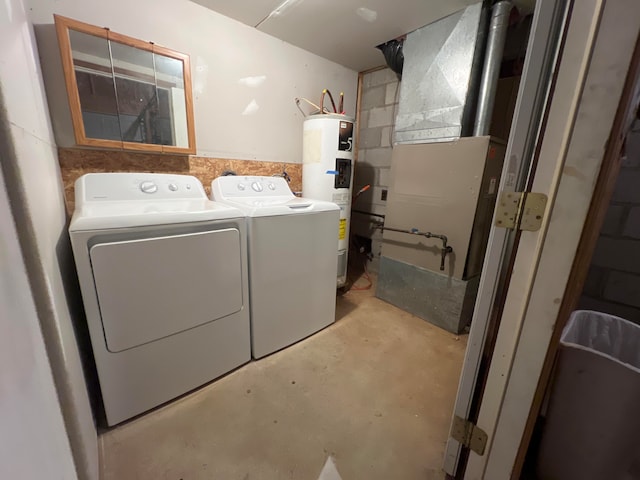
70,173,244,231
211,175,339,217
213,196,339,217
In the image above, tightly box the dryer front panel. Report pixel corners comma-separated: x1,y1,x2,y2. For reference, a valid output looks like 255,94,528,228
90,228,242,352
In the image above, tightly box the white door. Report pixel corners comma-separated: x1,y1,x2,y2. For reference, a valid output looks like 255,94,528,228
444,0,640,478
442,0,572,474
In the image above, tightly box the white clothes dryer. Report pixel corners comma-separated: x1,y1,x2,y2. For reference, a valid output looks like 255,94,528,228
69,173,250,425
211,176,339,359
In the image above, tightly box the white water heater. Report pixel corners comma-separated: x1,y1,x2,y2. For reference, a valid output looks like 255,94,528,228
302,113,355,287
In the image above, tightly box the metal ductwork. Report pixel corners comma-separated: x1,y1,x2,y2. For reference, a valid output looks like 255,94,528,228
473,1,513,136
393,3,484,144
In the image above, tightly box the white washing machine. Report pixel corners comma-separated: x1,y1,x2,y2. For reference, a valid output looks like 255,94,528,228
69,173,250,426
211,176,339,359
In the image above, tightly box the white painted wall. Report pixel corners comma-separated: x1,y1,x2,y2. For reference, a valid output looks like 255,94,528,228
0,167,78,480
29,0,359,163
0,0,97,478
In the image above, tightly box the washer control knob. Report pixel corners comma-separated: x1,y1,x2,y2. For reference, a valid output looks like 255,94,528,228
251,181,263,192
140,181,158,194
237,183,246,191
168,183,178,192
268,183,276,191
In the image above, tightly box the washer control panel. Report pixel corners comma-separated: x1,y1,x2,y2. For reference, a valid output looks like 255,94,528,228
78,173,206,202
214,176,293,200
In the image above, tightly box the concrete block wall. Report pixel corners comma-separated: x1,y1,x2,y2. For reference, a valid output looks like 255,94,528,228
579,121,640,324
351,68,400,272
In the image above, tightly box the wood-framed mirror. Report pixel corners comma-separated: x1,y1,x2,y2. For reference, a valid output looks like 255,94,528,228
54,15,196,154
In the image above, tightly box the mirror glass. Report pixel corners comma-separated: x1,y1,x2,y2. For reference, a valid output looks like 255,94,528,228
58,15,195,153
69,30,120,141
109,42,160,145
154,53,188,148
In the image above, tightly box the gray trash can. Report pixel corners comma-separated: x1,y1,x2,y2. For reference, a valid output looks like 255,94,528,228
537,310,640,480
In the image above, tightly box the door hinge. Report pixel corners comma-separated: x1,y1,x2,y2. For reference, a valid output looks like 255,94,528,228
451,415,488,456
495,191,547,231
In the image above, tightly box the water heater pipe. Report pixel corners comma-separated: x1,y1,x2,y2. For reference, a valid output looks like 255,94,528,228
376,226,453,271
473,1,513,136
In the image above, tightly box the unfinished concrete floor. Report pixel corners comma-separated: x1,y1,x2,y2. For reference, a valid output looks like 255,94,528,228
100,280,467,480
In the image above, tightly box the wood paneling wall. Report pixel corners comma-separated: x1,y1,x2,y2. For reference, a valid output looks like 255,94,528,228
58,148,302,213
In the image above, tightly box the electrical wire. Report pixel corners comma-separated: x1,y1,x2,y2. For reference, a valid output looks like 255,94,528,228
297,97,321,110
295,99,308,117
325,89,337,113
295,97,331,117
299,89,345,117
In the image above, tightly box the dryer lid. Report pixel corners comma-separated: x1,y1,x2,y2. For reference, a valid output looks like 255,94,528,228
69,173,244,231
89,228,243,352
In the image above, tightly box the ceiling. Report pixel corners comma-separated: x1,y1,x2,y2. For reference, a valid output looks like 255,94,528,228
191,0,536,72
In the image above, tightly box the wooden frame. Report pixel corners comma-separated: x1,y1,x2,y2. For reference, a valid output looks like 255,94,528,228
152,44,197,155
54,15,196,155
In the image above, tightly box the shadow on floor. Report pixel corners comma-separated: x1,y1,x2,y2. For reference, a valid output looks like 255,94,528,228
335,296,358,322
99,279,467,480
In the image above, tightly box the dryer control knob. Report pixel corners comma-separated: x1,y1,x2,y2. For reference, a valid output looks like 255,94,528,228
140,181,158,194
237,183,246,191
268,183,276,190
251,182,263,192
168,183,178,191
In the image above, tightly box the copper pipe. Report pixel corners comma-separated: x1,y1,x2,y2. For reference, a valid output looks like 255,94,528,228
325,89,337,113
